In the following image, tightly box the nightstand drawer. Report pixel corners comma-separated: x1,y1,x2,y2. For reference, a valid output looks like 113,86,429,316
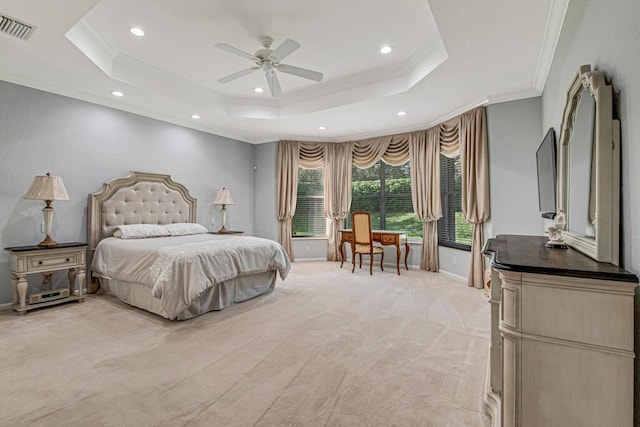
28,252,79,271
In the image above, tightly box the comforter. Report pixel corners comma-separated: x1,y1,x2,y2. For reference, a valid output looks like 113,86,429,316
92,234,291,319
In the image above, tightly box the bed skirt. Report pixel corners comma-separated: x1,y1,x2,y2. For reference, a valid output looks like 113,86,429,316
98,271,277,320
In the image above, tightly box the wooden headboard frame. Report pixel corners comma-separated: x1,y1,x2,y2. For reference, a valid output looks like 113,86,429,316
87,171,197,271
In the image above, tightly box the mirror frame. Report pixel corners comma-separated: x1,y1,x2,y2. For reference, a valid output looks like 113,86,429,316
557,65,620,265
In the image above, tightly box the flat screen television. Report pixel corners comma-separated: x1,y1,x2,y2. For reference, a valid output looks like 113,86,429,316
536,128,557,219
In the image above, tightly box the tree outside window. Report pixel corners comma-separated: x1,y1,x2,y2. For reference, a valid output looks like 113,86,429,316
346,161,422,238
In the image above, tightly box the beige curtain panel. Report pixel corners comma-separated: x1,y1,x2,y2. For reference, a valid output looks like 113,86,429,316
459,107,490,288
276,141,300,260
409,128,442,271
324,142,353,261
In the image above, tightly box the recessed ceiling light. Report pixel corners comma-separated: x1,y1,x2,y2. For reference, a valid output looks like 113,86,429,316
111,90,124,97
191,114,200,119
254,87,264,93
380,45,392,54
130,27,145,37
397,111,407,116
318,126,327,130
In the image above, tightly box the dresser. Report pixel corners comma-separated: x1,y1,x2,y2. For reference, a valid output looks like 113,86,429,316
482,235,638,427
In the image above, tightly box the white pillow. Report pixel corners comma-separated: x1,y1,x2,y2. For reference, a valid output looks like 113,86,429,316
112,224,171,239
163,222,208,236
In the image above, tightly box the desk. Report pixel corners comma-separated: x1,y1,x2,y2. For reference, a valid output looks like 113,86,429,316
339,229,409,275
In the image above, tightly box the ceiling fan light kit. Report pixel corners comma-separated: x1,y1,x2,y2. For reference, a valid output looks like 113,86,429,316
215,36,323,96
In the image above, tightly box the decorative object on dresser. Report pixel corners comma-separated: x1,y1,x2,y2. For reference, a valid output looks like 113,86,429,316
23,172,69,247
4,242,88,315
213,187,235,233
557,65,620,264
482,235,637,427
544,209,568,248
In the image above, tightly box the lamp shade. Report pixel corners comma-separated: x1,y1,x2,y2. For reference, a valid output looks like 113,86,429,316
24,172,69,201
213,187,234,205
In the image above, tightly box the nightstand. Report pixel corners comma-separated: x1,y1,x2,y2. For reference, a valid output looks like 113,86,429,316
4,242,88,315
208,231,244,235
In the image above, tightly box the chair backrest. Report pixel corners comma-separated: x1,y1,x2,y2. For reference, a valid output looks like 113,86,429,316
352,211,373,246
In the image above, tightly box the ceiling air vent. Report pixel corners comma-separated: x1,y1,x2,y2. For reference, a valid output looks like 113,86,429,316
0,13,36,41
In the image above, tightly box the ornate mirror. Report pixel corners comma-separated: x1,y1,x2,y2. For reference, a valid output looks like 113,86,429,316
557,65,620,265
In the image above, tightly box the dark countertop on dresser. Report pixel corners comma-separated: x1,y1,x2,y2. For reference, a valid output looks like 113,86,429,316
483,235,638,283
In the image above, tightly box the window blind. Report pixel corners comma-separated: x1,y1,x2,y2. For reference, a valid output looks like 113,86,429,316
293,167,326,237
438,154,472,249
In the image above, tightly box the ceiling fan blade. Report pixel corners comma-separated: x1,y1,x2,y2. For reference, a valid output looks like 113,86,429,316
214,43,257,61
269,39,300,62
277,64,323,82
217,67,260,84
265,72,283,97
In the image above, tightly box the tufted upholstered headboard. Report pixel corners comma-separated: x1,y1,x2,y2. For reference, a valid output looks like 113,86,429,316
87,171,197,269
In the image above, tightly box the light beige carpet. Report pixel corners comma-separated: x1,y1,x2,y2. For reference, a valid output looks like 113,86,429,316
0,261,490,427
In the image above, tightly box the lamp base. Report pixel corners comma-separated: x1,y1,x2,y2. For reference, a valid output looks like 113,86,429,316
37,235,59,248
217,226,229,234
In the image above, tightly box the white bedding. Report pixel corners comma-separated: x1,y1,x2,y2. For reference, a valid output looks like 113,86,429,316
92,234,291,319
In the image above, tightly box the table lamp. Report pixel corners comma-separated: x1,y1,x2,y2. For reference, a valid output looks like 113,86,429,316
213,187,234,233
24,172,69,247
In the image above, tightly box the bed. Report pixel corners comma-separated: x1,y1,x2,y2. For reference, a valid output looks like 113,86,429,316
88,171,290,320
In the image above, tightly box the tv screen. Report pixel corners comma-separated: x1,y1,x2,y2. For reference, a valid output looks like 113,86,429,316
536,128,557,218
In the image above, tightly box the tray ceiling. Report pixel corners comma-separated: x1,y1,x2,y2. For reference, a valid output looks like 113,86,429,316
0,0,568,143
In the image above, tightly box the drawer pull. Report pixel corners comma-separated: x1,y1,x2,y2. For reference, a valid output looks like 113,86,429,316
66,258,70,262
38,261,43,265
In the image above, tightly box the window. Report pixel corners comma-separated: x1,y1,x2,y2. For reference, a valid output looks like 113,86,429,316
438,154,472,250
292,167,326,237
347,161,422,238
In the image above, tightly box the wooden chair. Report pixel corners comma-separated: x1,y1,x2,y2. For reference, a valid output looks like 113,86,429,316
350,211,384,275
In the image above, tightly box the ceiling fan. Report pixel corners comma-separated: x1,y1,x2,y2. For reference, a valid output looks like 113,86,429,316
215,36,323,97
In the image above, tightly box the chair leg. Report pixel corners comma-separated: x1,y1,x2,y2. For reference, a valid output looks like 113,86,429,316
351,253,356,273
380,252,384,271
359,253,362,269
370,254,373,275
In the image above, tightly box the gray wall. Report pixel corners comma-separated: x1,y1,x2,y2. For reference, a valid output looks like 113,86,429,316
486,97,545,238
253,142,279,241
539,0,640,421
0,81,255,304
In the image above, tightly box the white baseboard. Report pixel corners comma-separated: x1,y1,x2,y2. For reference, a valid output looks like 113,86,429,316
439,269,468,282
294,258,328,262
0,302,13,311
